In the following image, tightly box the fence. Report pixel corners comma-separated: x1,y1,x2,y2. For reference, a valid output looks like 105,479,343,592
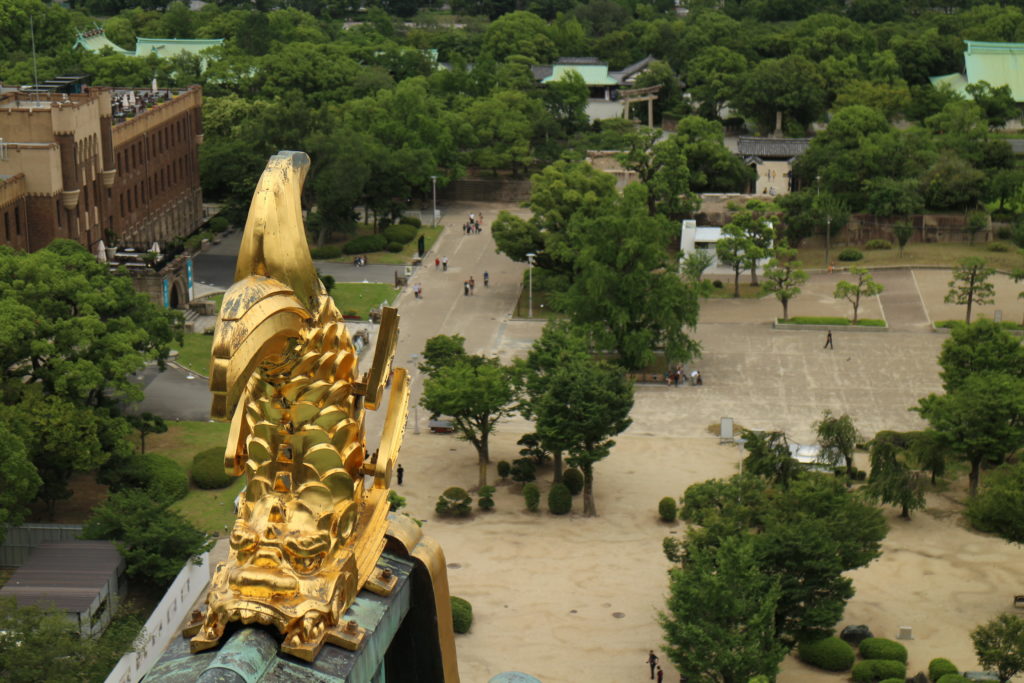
0,524,83,567
104,552,211,683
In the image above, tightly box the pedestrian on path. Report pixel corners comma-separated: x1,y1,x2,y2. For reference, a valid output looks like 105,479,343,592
647,651,659,679
657,667,664,683
413,283,422,299
824,330,833,350
434,257,440,269
396,464,404,486
463,281,470,296
442,256,448,271
483,271,489,287
469,276,475,294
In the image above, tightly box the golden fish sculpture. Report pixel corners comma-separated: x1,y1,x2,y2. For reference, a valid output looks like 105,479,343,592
186,151,407,662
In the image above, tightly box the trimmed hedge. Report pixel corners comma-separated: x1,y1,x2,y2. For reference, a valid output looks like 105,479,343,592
859,637,908,663
477,485,495,511
523,483,540,512
99,453,188,504
436,487,472,517
192,447,236,489
797,636,855,672
936,675,969,683
403,215,422,228
658,497,678,523
865,239,892,250
879,679,905,683
548,483,572,514
497,461,511,479
383,223,417,244
929,658,958,681
562,468,584,495
310,245,343,259
386,242,404,253
838,248,864,261
343,234,388,254
851,659,905,682
450,596,472,633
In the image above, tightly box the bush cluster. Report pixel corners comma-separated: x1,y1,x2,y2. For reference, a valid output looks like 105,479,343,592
562,468,584,494
859,637,907,663
99,453,188,504
864,239,892,250
477,485,495,511
383,223,417,244
797,636,855,672
988,241,1011,252
929,658,959,681
838,248,864,261
192,447,236,489
343,234,388,254
966,462,1024,544
436,487,472,517
450,596,472,634
658,496,678,522
510,457,536,483
403,215,422,228
386,242,404,252
209,216,230,233
548,483,572,514
310,245,344,259
523,483,540,512
851,659,905,682
936,675,969,683
497,461,511,479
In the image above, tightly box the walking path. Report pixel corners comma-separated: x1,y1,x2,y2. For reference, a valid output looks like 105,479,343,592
873,269,932,331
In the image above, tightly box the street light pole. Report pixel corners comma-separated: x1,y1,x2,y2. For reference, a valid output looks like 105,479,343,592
526,252,536,318
430,175,438,228
826,217,832,271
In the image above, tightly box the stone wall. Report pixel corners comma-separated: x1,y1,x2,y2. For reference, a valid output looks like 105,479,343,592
437,178,532,203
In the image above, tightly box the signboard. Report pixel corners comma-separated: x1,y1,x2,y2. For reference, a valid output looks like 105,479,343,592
186,258,194,300
162,279,169,308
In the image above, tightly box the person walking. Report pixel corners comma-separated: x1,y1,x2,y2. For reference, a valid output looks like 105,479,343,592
469,276,475,294
463,281,470,296
824,330,833,350
657,667,664,683
442,256,448,272
434,257,440,270
483,271,489,287
647,651,659,679
396,464,404,486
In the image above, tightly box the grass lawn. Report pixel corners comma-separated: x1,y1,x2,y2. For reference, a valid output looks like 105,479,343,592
796,241,1024,272
512,287,561,319
331,282,399,318
778,316,886,326
148,421,242,535
935,319,1024,330
172,332,213,375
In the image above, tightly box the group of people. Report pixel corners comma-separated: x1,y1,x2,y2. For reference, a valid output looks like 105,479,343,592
434,256,449,271
664,366,702,387
353,255,368,267
463,211,484,235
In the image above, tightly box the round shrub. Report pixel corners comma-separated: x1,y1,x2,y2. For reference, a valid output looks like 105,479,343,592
404,215,422,228
988,241,1011,252
929,658,958,681
838,248,864,261
712,280,724,288
383,223,417,244
497,460,511,479
851,659,905,683
522,482,540,512
548,483,572,515
965,462,1024,543
450,596,472,634
936,675,969,683
342,234,388,255
436,487,472,517
658,496,678,523
859,637,907,663
386,242,404,253
510,457,536,483
562,468,584,495
310,245,344,259
797,636,855,672
477,485,495,511
209,216,230,233
147,454,189,503
100,453,188,503
192,447,236,489
865,239,892,250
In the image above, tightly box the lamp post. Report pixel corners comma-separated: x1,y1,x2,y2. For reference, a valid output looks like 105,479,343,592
526,252,536,318
430,175,438,228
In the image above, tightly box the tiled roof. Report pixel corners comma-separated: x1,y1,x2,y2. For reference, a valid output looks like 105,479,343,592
737,137,811,159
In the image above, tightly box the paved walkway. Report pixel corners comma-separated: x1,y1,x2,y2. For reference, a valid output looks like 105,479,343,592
873,269,931,331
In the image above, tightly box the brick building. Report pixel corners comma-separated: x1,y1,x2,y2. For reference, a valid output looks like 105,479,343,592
0,83,205,255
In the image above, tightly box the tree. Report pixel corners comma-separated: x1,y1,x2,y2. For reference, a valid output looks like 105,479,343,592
418,334,469,377
543,68,588,135
128,411,167,454
520,322,592,483
661,535,788,683
480,11,556,63
732,55,828,134
741,430,799,490
420,355,521,487
917,371,1024,496
618,128,698,218
965,461,1024,544
834,267,884,323
937,318,1024,393
815,410,858,477
682,249,715,295
965,80,1019,129
685,46,748,120
0,418,40,543
965,210,989,246
946,257,996,324
864,431,925,519
759,236,804,307
893,221,913,258
972,613,1024,683
559,186,702,370
534,355,633,516
675,116,757,193
82,489,212,587
716,223,755,298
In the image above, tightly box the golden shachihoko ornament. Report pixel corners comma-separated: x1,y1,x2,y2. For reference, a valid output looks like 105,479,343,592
185,151,408,662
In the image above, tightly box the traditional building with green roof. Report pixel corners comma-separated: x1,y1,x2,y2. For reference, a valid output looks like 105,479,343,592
931,40,1024,101
74,27,224,67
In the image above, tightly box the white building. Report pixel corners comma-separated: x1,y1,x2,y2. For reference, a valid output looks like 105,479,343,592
679,219,771,276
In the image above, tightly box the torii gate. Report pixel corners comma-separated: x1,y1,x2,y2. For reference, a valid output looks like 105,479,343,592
619,84,662,128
